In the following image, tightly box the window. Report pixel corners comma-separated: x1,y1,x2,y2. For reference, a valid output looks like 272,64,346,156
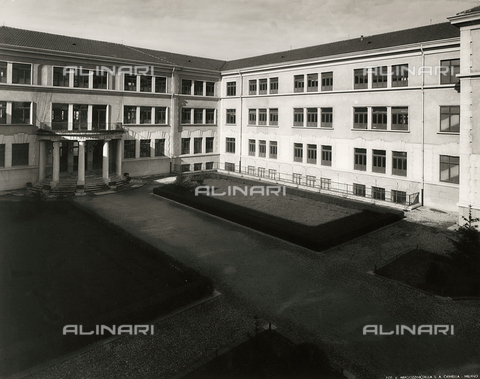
307,144,317,164
52,103,69,130
307,108,318,127
226,109,236,124
181,108,191,124
372,66,387,88
354,148,367,171
372,150,386,174
53,67,69,87
392,107,409,130
294,108,304,126
206,162,214,170
293,173,302,184
249,80,257,95
440,59,460,84
181,164,190,172
93,71,107,89
12,63,31,84
321,145,332,166
248,166,255,175
268,169,277,179
155,139,165,156
182,79,192,95
321,108,333,128
354,107,368,129
249,109,256,125
194,138,202,154
249,139,256,156
306,175,316,187
0,102,5,124
206,109,216,124
320,177,331,190
73,104,88,130
181,138,191,155
440,155,459,184
124,140,136,158
321,72,333,91
372,186,386,201
259,79,268,94
440,106,460,133
92,105,106,130
194,81,203,96
124,75,137,91
227,82,236,96
140,76,152,92
392,151,407,176
294,143,303,162
258,167,266,177
12,143,29,166
206,82,215,96
307,74,318,92
372,107,387,130
12,102,31,124
0,62,7,83
269,141,277,159
0,144,4,167
191,163,201,171
269,109,278,125
74,69,89,88
194,109,203,124
258,109,267,125
225,162,235,171
392,64,408,87
270,78,278,94
353,183,366,197
259,140,266,157
206,137,214,153
140,139,151,157
140,107,152,124
155,77,167,93
392,190,407,204
354,68,368,89
155,107,167,124
294,75,304,92
226,137,235,153
124,106,137,124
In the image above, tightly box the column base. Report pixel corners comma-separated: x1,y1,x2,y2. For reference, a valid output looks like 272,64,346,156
50,181,58,189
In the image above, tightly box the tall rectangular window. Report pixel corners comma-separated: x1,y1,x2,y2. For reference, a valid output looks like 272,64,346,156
74,69,89,88
206,82,215,96
140,76,152,92
226,109,236,124
259,79,268,94
52,103,69,130
392,190,407,204
182,79,192,95
294,75,304,92
354,68,368,89
392,107,409,130
269,141,277,159
440,59,460,84
307,144,317,164
226,137,235,153
372,107,387,129
249,139,256,156
73,104,88,130
372,66,387,88
353,183,366,197
227,82,236,96
194,109,203,124
140,139,151,157
124,106,137,124
181,108,191,124
354,107,368,129
194,81,204,96
0,144,5,167
93,71,107,89
155,77,167,93
249,109,256,125
0,102,6,124
258,109,267,125
307,108,318,127
270,78,278,94
249,80,257,95
294,143,303,162
124,75,137,91
53,67,69,87
12,102,31,124
372,186,386,201
392,151,407,176
259,140,266,157
307,73,318,92
294,108,304,126
181,138,191,155
155,107,167,124
372,150,386,173
124,140,136,158
12,63,31,84
155,139,165,156
293,173,302,184
306,175,316,187
206,109,215,124
12,143,29,166
0,62,7,83
321,145,332,166
269,109,278,125
321,72,333,91
354,148,367,171
320,177,331,190
206,137,214,153
392,64,408,87
194,137,202,154
440,106,460,133
440,155,459,184
321,108,333,128
140,107,152,124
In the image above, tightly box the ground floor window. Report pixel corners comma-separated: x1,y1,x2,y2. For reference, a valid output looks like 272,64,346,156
181,164,190,172
194,163,202,171
293,173,302,184
353,183,366,197
0,144,5,167
268,169,277,179
12,143,29,166
124,140,136,159
392,190,407,204
206,162,214,170
225,162,235,171
155,139,165,157
258,167,265,177
320,177,331,190
306,175,316,187
440,155,459,184
248,166,255,175
372,186,385,200
140,139,150,157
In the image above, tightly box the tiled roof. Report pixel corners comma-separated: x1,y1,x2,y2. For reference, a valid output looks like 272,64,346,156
222,22,460,71
0,26,226,71
456,5,480,15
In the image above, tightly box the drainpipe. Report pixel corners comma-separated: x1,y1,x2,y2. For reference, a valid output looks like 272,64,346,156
238,70,243,173
171,67,177,173
420,44,425,206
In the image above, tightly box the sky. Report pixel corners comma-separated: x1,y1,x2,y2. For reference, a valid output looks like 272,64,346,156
1,0,479,61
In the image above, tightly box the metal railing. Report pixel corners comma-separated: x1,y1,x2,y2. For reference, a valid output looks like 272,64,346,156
39,122,124,132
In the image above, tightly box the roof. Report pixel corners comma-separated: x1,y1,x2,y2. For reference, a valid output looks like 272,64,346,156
456,5,480,15
0,26,226,71
222,22,460,71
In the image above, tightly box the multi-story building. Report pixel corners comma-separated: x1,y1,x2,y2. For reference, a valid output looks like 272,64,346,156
1,5,480,222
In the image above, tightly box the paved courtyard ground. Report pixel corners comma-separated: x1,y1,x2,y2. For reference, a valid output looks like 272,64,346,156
26,177,480,379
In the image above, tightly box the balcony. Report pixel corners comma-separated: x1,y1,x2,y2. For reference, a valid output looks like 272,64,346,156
37,122,125,139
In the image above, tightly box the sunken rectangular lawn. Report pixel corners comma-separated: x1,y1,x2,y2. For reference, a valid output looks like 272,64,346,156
154,173,404,251
0,198,213,378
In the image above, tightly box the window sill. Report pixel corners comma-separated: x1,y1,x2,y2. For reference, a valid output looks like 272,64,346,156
181,123,217,127
437,132,460,135
351,128,410,132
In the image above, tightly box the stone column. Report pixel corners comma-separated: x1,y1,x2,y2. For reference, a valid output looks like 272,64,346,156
51,141,60,188
38,140,46,182
102,140,109,184
116,139,123,176
77,141,85,191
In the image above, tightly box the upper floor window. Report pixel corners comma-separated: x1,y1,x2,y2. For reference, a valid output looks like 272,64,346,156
294,75,304,92
440,59,460,85
155,77,167,93
259,140,267,158
74,69,89,88
181,138,191,155
227,82,236,96
249,109,256,125
270,109,278,126
307,108,317,127
226,137,235,153
226,109,236,124
259,79,268,94
372,149,386,174
372,107,387,129
206,109,215,124
194,81,203,96
0,102,6,124
12,63,31,85
140,76,152,92
354,68,368,89
392,151,407,177
206,137,214,153
124,106,137,124
269,141,277,159
307,144,317,164
258,109,267,125
155,107,167,124
249,139,256,156
372,66,387,88
321,72,333,91
294,108,304,126
440,106,460,133
93,71,107,89
52,103,69,130
206,82,215,96
0,62,7,83
307,74,318,92
124,75,137,91
249,80,257,95
354,148,366,171
182,79,192,95
321,108,333,128
194,109,203,124
440,155,459,184
321,145,332,166
392,64,408,87
353,107,368,129
181,108,191,124
12,102,31,124
294,143,303,162
53,67,69,87
270,78,278,94
140,107,152,124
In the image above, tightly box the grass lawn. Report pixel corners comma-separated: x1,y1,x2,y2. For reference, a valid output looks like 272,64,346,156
0,198,212,377
154,174,404,252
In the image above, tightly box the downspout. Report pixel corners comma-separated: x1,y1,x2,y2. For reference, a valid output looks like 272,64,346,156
420,44,425,206
238,70,243,173
171,66,176,173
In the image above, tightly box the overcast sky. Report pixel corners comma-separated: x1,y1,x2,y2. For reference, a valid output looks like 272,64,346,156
1,0,479,60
